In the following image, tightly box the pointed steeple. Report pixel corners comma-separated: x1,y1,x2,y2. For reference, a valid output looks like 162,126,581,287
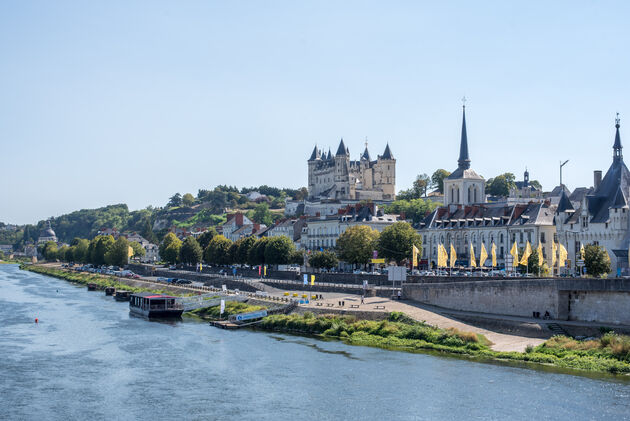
611,185,628,208
308,145,320,161
327,148,332,160
614,113,622,162
458,103,471,170
381,143,393,160
362,138,371,161
557,190,574,213
336,138,347,156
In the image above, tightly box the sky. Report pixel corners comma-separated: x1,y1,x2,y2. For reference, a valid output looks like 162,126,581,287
1,1,629,224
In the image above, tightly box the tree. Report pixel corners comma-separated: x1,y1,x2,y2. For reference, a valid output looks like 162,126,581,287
309,250,338,269
377,222,422,264
248,237,269,265
159,232,182,264
167,193,182,207
141,219,157,244
518,248,548,275
228,241,239,264
529,180,542,190
584,244,611,277
486,173,516,197
264,236,295,265
204,235,232,265
182,193,195,207
57,245,70,261
384,199,439,223
431,169,451,194
105,236,130,267
179,237,203,264
197,228,218,250
413,173,431,197
252,203,273,226
71,238,90,263
336,225,379,266
129,241,146,259
0,251,4,260
236,236,256,264
289,249,305,265
89,235,115,265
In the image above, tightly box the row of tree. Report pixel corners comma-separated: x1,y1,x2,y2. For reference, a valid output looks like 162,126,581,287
42,235,145,267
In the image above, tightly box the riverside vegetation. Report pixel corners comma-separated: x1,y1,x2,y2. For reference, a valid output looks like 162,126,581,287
19,265,630,375
257,312,630,375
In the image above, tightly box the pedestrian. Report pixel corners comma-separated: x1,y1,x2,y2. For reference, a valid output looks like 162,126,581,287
360,295,364,305
397,290,401,300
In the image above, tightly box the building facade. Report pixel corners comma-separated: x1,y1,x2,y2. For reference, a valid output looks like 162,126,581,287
307,139,396,201
419,105,556,269
555,117,630,275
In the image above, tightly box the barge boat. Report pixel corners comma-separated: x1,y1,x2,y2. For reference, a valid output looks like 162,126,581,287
129,292,183,318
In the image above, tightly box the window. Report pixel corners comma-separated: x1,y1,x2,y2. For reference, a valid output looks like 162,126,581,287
540,232,546,243
519,232,524,243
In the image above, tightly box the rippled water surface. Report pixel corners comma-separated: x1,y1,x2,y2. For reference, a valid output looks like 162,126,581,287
1,264,629,421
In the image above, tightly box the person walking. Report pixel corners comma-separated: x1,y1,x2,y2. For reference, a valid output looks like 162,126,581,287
360,295,365,305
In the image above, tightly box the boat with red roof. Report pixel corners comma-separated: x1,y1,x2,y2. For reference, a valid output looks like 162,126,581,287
129,292,184,318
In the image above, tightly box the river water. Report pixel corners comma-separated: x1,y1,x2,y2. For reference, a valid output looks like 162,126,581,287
1,264,629,421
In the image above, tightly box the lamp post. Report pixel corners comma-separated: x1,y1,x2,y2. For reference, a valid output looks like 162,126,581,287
560,160,569,188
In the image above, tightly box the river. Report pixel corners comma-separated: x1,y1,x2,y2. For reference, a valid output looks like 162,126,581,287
1,264,629,421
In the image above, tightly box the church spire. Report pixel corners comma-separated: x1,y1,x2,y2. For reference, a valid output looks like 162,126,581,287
457,99,471,170
614,113,622,162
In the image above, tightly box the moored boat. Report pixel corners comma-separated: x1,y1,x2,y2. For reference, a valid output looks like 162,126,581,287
129,293,183,318
115,290,130,301
105,287,115,296
87,283,97,291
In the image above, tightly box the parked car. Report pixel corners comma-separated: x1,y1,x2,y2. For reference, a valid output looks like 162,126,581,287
169,265,177,270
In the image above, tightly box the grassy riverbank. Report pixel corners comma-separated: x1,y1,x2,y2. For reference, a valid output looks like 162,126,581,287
21,264,174,295
188,301,266,320
257,312,630,375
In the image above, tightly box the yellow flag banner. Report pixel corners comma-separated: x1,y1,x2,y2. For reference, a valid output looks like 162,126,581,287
450,244,457,268
491,243,497,267
310,274,315,286
537,242,543,267
479,243,488,267
439,244,447,268
412,245,419,268
510,241,519,267
520,241,532,266
469,243,476,268
552,242,557,267
580,243,585,260
128,246,134,258
558,244,568,268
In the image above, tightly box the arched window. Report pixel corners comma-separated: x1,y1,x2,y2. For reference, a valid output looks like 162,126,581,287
468,187,471,203
474,187,478,203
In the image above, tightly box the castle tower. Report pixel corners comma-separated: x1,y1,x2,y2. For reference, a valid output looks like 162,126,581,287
375,143,396,200
307,145,321,199
334,139,350,198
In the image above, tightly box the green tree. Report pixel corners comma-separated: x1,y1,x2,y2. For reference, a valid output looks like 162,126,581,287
584,244,611,277
529,180,542,190
236,236,257,264
264,236,295,265
197,228,218,250
168,193,182,207
309,250,338,269
228,241,239,264
89,235,115,265
384,199,439,223
377,222,422,264
289,249,305,265
104,236,130,267
159,232,182,264
0,251,4,260
129,241,146,259
518,248,548,275
141,219,157,244
204,235,232,265
71,238,90,263
486,173,516,197
182,193,195,207
252,203,273,226
336,225,380,266
248,237,269,266
57,245,70,262
431,169,451,194
179,237,203,264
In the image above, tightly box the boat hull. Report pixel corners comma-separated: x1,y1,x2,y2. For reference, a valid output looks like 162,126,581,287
129,306,183,318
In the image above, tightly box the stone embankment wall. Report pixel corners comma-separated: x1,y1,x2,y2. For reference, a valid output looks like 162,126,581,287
403,279,630,326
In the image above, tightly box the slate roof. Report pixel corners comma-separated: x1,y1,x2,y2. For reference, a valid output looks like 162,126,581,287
361,146,371,161
446,105,483,180
336,139,348,156
381,143,393,160
557,190,574,212
308,145,320,161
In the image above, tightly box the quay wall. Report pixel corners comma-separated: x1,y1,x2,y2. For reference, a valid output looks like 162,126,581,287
403,279,630,326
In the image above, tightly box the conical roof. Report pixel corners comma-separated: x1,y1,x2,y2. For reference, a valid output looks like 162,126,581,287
336,139,347,156
361,146,371,161
308,145,320,161
381,143,393,160
557,190,574,212
611,185,628,208
458,106,470,170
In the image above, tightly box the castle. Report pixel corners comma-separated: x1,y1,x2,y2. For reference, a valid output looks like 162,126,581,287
307,139,396,200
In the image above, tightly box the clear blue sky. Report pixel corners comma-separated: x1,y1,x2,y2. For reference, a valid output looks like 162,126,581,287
1,1,629,224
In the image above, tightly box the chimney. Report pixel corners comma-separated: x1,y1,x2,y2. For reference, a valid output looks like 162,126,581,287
253,223,260,231
400,211,406,220
594,170,602,190
236,213,244,226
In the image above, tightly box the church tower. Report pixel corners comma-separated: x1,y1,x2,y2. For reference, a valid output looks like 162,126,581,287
443,101,485,206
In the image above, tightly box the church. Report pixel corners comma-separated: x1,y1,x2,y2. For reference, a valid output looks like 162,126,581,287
307,139,396,201
418,105,557,269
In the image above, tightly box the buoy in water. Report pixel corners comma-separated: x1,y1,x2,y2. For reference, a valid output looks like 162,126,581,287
35,318,38,323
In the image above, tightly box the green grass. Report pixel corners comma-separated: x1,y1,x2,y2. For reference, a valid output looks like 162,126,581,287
256,312,630,375
189,301,266,320
21,264,176,296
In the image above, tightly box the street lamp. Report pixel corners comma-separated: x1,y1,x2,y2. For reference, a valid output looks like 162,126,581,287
560,160,569,188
